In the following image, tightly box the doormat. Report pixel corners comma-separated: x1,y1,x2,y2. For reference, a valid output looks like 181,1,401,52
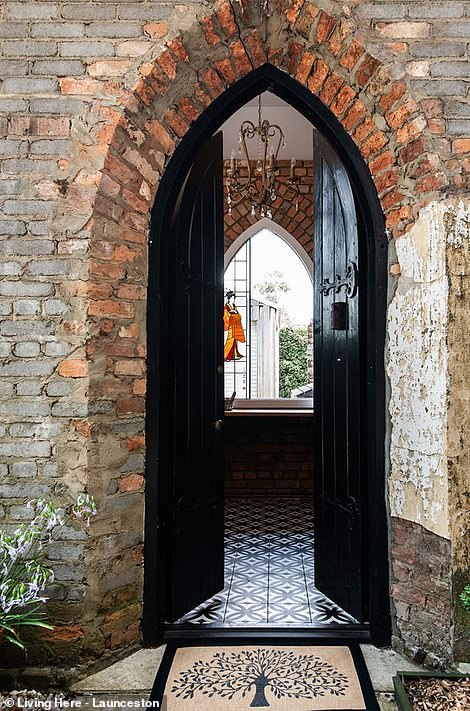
150,640,379,710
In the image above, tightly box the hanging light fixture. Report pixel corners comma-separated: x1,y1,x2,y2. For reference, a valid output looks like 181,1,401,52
226,94,301,219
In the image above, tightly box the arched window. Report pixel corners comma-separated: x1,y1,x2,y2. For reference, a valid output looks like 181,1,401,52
224,219,313,410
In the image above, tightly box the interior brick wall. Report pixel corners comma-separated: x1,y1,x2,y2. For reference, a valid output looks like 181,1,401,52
224,415,314,497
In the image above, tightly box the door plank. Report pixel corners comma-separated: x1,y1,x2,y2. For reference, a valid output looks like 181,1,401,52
313,131,363,621
167,133,225,622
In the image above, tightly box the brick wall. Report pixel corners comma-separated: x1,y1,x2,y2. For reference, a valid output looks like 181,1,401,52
0,0,468,667
224,415,314,497
390,517,453,666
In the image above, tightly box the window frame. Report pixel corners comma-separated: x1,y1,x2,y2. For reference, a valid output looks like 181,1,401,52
224,218,313,411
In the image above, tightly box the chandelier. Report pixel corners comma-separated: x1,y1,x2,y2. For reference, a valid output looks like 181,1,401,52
226,95,301,219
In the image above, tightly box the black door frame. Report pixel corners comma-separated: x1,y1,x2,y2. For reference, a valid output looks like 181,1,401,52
143,64,390,647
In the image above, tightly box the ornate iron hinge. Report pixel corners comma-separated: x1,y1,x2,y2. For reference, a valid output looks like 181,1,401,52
320,261,358,298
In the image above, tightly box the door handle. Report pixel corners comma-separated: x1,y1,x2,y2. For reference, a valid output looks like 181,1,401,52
213,419,223,431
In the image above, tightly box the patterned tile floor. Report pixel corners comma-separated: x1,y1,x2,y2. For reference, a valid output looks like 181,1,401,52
175,498,357,627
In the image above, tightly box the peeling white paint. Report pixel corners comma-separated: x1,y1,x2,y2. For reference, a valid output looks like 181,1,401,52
387,201,449,539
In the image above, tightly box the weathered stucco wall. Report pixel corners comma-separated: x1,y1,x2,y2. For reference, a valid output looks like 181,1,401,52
388,199,470,664
388,202,449,539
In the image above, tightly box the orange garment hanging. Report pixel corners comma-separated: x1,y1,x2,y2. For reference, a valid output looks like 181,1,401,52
224,299,246,361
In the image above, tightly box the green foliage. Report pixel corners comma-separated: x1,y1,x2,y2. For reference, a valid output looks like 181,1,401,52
0,494,96,650
254,270,289,305
279,326,309,398
460,585,470,612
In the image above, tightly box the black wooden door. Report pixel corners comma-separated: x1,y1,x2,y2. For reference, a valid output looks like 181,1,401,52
166,133,225,622
313,131,363,621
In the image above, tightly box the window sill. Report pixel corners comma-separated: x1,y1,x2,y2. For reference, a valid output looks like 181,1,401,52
225,409,314,417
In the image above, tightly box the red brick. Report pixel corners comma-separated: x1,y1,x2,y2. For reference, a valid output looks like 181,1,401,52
163,109,188,139
287,41,304,75
453,139,470,154
319,72,343,105
230,39,252,77
328,20,350,57
374,168,398,194
72,419,91,437
295,51,315,84
245,30,266,68
43,625,84,643
297,4,319,39
341,99,366,131
361,131,388,158
99,319,115,335
428,118,445,135
143,22,168,39
119,323,139,338
285,0,304,26
356,54,380,87
88,282,113,299
397,116,426,145
201,16,220,46
28,116,70,136
94,194,123,222
144,120,175,155
122,188,147,214
134,79,157,107
119,473,144,492
114,245,141,263
420,98,442,119
156,50,177,80
60,77,101,95
115,360,145,376
316,11,336,43
369,150,394,176
132,379,146,396
399,136,426,164
202,68,225,98
385,98,419,130
58,359,88,378
416,173,447,193
178,96,200,123
168,38,189,63
330,84,356,117
381,188,405,210
379,80,407,112
385,205,412,228
339,39,364,70
386,42,408,55
215,58,236,85
216,1,237,36
116,284,146,300
88,300,134,318
88,60,132,78
128,434,145,451
353,117,376,144
117,397,145,415
307,59,329,94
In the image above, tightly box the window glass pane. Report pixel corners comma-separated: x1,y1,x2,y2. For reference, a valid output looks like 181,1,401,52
224,228,313,403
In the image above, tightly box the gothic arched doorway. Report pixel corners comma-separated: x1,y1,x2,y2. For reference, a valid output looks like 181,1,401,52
143,64,389,646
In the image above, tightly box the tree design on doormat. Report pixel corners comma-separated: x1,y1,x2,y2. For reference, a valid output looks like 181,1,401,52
171,648,350,707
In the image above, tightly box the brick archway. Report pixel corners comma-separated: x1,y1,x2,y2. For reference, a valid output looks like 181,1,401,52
59,1,452,663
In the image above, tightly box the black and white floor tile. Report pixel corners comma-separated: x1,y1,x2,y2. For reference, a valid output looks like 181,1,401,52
174,498,357,627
